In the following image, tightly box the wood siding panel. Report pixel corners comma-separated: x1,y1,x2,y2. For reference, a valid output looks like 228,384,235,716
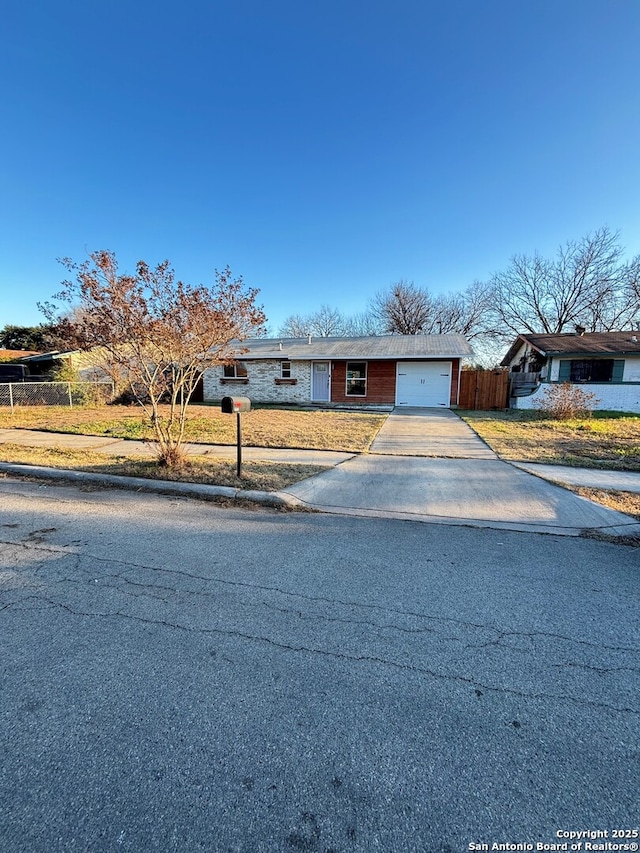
450,359,460,405
331,360,396,404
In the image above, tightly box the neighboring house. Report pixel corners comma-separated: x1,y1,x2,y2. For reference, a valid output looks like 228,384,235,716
17,350,82,377
15,349,112,382
0,350,41,381
501,330,640,412
0,349,41,361
203,334,473,408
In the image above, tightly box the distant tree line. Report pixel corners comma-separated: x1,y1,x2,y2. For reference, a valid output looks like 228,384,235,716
3,226,639,366
0,324,57,351
277,226,640,360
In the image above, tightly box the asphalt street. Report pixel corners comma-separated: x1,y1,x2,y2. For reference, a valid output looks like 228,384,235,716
1,478,638,852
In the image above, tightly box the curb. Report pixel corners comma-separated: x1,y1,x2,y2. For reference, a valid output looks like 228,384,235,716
0,462,307,510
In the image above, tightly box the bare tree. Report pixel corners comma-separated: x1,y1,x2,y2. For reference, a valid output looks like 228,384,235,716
278,314,310,337
276,228,639,357
625,261,640,327
279,307,381,338
278,304,350,337
42,251,266,467
590,253,640,330
489,252,554,336
341,311,382,336
455,280,498,341
490,227,639,337
308,304,348,336
370,281,435,334
418,282,497,344
369,279,496,342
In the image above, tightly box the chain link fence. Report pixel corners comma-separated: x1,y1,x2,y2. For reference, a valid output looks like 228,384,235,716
0,381,115,411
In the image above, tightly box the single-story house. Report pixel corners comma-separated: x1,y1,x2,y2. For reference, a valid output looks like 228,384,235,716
16,350,80,377
204,334,474,408
0,350,41,381
14,349,112,382
0,349,41,361
501,330,640,412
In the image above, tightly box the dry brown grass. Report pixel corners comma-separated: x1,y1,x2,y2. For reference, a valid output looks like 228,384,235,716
0,403,385,452
0,444,325,491
460,410,640,471
574,487,640,547
566,486,640,520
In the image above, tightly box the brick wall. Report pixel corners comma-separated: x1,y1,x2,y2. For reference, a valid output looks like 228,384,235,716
203,360,312,404
514,381,640,413
203,357,462,407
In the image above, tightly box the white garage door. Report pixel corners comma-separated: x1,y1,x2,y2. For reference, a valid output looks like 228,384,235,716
396,361,452,407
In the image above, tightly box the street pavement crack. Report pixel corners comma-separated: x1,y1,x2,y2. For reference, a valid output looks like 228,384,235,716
5,596,636,716
3,540,637,655
551,661,640,675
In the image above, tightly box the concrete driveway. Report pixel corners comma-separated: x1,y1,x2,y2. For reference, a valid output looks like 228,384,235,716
369,407,497,458
283,409,640,537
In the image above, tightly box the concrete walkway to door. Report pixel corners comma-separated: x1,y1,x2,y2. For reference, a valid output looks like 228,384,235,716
283,408,640,537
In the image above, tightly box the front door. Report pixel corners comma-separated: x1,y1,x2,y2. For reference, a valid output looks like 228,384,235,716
312,362,331,401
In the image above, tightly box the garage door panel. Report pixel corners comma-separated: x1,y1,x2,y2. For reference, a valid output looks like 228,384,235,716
396,361,451,407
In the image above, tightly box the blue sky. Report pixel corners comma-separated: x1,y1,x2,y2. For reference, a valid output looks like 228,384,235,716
1,0,639,335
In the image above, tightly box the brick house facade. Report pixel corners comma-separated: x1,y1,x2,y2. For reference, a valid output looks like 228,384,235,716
203,335,472,408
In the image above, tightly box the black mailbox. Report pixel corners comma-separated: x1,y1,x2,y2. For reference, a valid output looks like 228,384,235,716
221,396,251,414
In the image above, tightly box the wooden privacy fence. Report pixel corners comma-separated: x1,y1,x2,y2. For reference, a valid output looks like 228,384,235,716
459,369,509,410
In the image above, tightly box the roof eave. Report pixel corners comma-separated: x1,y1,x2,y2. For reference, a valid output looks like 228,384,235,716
501,334,547,365
546,349,640,357
240,352,472,361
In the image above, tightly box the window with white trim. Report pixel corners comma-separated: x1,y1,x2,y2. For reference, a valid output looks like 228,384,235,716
281,361,291,378
346,361,367,396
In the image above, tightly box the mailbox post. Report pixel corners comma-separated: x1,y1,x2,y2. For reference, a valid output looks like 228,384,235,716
221,396,251,477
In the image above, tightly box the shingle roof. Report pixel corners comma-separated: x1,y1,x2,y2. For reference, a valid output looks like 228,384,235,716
501,331,640,365
233,334,473,360
0,349,41,359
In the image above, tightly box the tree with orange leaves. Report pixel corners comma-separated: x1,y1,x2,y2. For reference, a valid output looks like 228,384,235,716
42,251,266,466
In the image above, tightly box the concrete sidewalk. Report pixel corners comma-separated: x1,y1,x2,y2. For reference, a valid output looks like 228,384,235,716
282,454,640,536
512,462,640,494
1,419,639,538
0,428,353,466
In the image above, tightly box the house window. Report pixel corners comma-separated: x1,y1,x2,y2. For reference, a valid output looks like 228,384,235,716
223,361,248,379
281,361,291,379
346,361,367,396
559,359,614,383
574,360,613,382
